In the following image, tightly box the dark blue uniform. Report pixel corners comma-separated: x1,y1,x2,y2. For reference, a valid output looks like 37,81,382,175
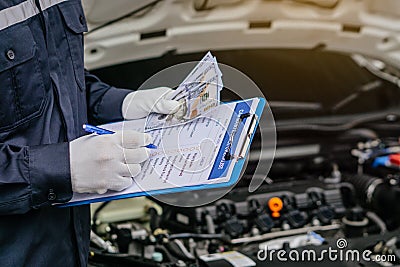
0,0,131,266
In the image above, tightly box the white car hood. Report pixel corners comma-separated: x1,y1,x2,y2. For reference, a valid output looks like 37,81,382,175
82,0,400,70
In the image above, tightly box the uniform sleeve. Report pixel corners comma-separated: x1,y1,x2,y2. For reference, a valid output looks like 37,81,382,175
85,70,132,124
0,142,72,215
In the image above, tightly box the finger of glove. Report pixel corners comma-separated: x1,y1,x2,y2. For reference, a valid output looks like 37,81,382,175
136,87,172,100
117,162,142,177
125,163,142,178
116,131,153,149
96,188,108,194
123,147,150,164
153,99,181,115
162,87,176,100
105,176,133,192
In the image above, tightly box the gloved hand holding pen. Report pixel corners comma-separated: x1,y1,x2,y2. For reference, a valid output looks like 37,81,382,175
69,87,180,194
69,130,152,194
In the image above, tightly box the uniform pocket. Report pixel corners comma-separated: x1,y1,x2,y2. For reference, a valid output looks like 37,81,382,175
58,0,88,91
0,23,45,132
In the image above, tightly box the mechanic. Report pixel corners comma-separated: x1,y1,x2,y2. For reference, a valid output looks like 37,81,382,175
0,0,180,266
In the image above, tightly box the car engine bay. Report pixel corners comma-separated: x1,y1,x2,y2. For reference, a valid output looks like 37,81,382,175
87,49,400,267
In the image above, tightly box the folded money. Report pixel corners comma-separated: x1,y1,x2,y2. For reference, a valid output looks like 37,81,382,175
145,52,223,131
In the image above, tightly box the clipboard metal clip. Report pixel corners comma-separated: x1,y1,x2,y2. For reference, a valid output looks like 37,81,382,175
224,113,258,161
238,114,258,159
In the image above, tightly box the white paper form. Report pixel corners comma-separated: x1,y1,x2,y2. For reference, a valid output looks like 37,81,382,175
67,98,259,204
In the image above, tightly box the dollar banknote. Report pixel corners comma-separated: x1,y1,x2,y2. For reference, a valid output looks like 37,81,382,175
145,52,223,131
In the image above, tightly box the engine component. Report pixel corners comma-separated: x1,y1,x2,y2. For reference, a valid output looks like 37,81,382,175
342,206,369,238
345,174,400,230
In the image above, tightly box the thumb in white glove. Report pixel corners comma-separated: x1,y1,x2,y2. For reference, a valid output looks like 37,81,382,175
69,130,152,194
122,87,181,120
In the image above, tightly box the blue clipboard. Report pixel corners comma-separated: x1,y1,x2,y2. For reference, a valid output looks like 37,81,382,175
60,97,265,207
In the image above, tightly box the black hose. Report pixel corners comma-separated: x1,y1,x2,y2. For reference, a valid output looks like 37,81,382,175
164,240,195,261
344,175,400,229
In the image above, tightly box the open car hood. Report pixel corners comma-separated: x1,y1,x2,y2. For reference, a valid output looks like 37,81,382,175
82,0,400,70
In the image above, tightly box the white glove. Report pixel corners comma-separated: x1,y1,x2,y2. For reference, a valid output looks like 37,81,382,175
69,130,152,194
122,87,181,120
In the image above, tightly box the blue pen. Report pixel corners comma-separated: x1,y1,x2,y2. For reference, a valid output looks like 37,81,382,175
83,124,158,149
